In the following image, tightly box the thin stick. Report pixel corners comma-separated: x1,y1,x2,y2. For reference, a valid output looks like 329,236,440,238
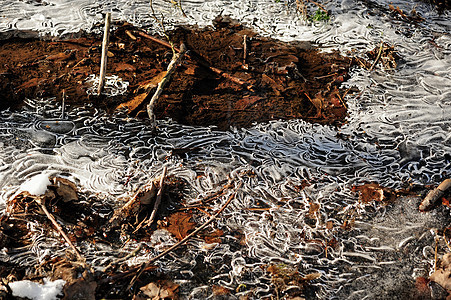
61,89,66,119
36,197,84,262
369,42,384,71
105,244,143,271
444,228,451,252
419,178,451,211
98,12,112,95
125,30,137,40
127,181,243,290
307,0,328,13
243,35,248,65
146,166,167,226
147,43,187,128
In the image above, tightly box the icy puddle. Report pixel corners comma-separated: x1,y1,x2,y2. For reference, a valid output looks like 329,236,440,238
1,0,451,299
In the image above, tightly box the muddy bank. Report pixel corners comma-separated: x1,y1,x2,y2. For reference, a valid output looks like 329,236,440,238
0,20,356,130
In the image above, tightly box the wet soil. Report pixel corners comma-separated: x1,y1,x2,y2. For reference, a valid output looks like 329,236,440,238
0,20,355,130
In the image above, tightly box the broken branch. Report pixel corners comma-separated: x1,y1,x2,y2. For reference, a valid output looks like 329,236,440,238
98,12,112,95
146,166,167,226
419,179,451,211
369,42,384,71
35,197,84,262
147,43,187,128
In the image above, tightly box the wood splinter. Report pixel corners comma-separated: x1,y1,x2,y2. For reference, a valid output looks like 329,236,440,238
419,179,451,211
243,35,248,66
98,12,112,95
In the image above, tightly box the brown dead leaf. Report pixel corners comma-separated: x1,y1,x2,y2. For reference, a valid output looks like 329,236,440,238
202,229,224,244
234,95,261,110
52,177,78,202
62,277,97,300
139,280,179,300
115,62,136,72
353,183,395,204
212,285,231,296
326,221,334,230
441,253,451,269
303,272,321,281
308,203,320,216
261,73,285,94
162,212,196,240
116,71,167,114
184,66,197,75
138,71,168,91
46,52,74,62
50,259,79,283
117,93,149,114
430,269,451,291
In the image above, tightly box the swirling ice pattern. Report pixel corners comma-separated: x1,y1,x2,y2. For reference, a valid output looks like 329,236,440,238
1,0,451,299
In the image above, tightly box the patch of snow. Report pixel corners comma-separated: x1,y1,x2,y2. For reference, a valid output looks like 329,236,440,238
9,279,66,300
19,173,51,196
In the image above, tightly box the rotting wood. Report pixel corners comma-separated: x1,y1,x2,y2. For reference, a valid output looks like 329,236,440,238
135,30,254,91
109,181,243,289
98,12,112,95
147,43,187,129
419,179,451,211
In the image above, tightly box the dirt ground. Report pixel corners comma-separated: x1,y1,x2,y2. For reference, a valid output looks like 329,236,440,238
0,18,356,130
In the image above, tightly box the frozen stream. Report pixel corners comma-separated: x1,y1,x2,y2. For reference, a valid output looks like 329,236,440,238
1,0,450,299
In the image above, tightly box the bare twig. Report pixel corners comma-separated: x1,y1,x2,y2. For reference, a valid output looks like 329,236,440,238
110,181,156,229
243,35,248,65
61,89,66,119
307,0,328,13
98,12,112,95
147,43,187,128
296,0,308,19
150,0,176,54
35,197,84,262
419,178,451,211
126,181,243,290
104,244,143,271
125,30,137,40
369,42,384,71
146,166,167,226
